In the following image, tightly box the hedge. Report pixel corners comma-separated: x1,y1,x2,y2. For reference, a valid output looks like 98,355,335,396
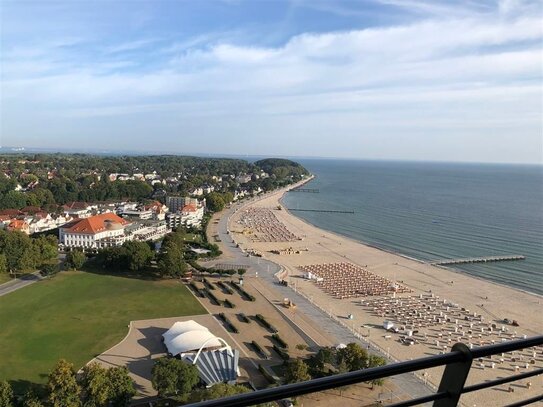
216,281,234,295
223,298,236,309
238,313,251,323
203,288,220,305
217,313,239,333
258,364,277,384
255,314,278,333
203,277,216,290
228,281,256,302
272,344,290,361
251,341,268,359
271,333,288,349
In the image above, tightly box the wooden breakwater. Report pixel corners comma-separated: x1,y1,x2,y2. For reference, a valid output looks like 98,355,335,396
288,208,355,214
432,255,525,266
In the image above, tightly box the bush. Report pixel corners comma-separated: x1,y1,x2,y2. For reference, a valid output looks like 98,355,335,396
255,314,278,333
216,281,234,294
272,333,288,349
258,364,277,384
203,278,216,290
238,313,250,323
203,289,220,305
273,345,290,361
217,313,239,333
223,298,236,309
251,341,268,359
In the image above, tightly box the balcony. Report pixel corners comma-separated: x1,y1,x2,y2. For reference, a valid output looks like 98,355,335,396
185,335,543,407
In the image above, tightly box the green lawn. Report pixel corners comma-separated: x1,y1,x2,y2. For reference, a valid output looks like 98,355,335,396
0,271,206,391
0,273,11,284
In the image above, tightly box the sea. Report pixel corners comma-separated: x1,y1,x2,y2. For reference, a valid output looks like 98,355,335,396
282,159,543,296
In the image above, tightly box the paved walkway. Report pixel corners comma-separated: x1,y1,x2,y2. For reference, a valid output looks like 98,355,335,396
0,272,43,297
204,192,434,405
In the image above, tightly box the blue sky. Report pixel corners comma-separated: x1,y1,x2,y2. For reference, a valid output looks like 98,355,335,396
1,0,542,163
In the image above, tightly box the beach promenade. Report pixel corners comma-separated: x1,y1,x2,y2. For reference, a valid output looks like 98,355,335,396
211,179,543,407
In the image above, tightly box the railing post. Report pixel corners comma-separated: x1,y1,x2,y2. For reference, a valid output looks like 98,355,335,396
434,343,473,407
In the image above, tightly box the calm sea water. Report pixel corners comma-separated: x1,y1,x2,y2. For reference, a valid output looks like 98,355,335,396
283,159,543,296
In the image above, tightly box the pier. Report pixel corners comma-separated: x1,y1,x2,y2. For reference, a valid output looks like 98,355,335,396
432,255,525,266
288,188,320,193
288,208,355,214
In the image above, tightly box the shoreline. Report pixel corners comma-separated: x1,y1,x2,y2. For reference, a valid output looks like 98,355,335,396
226,180,543,406
279,179,543,299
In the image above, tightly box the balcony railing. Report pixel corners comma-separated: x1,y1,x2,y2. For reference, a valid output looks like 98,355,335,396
185,335,543,407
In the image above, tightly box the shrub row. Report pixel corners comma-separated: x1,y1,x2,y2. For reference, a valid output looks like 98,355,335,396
238,313,251,323
251,341,268,359
203,288,221,305
216,281,234,295
255,314,278,333
223,298,236,309
271,333,288,349
272,344,290,361
203,277,216,290
228,281,256,302
258,364,277,384
217,313,239,333
189,260,235,276
188,282,203,297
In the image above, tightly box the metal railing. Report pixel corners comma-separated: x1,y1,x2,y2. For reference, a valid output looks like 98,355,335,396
185,335,543,407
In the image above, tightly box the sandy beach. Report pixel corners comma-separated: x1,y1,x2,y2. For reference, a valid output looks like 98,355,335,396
227,179,543,406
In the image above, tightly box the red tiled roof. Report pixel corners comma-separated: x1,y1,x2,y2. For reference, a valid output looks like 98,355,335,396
0,209,22,217
21,206,42,214
63,201,89,210
181,204,197,212
8,219,29,231
61,213,129,234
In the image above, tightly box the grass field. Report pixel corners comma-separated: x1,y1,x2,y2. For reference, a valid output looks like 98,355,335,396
0,271,206,392
0,273,11,284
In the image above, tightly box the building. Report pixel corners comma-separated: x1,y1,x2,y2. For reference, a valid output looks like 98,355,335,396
162,320,239,387
63,201,96,218
166,203,204,229
59,213,130,249
7,219,30,234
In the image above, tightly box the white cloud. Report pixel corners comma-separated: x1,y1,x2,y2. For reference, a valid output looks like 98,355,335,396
1,1,541,162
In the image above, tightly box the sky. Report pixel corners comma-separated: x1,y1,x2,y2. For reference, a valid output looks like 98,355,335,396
0,0,542,164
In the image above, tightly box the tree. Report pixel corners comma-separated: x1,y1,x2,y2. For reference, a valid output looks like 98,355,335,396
283,359,311,384
65,250,86,270
47,359,81,407
189,383,248,403
41,262,59,277
106,367,135,407
122,241,154,271
80,363,135,407
80,362,110,407
157,242,187,278
237,268,246,277
151,358,199,396
0,254,7,275
205,192,225,212
0,380,13,407
367,355,386,389
337,343,368,372
22,389,45,407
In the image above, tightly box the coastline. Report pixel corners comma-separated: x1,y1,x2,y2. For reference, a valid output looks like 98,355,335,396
279,179,543,299
228,180,543,406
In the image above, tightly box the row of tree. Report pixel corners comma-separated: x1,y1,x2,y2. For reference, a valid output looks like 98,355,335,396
0,154,309,209
0,231,58,276
283,343,387,388
0,360,135,407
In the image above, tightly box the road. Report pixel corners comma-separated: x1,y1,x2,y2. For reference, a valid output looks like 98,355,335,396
0,271,44,297
204,192,434,404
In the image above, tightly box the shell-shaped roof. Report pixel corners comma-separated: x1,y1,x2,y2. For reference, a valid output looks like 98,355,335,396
165,330,222,356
